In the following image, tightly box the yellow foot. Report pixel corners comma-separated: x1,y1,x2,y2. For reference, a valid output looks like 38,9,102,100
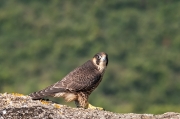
87,103,104,110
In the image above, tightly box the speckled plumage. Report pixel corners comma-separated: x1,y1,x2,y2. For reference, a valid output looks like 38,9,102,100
29,52,108,109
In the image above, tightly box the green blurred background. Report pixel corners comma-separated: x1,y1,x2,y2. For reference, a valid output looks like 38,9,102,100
0,0,180,114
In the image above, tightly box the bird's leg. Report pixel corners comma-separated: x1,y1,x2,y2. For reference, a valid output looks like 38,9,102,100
75,93,103,110
74,92,88,108
75,100,82,108
74,98,88,108
75,100,103,110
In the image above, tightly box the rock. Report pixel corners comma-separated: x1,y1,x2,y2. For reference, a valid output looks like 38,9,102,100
0,93,179,119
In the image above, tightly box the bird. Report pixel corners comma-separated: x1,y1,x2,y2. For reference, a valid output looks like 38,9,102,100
29,52,108,110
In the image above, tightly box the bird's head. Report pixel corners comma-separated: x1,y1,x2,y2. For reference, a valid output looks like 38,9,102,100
92,52,108,72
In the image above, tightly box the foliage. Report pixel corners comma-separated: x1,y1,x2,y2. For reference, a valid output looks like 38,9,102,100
0,0,180,114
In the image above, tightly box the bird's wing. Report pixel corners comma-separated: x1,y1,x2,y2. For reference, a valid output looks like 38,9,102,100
29,60,101,99
53,61,101,92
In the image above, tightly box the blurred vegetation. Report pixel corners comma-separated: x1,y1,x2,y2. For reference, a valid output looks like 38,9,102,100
0,0,180,114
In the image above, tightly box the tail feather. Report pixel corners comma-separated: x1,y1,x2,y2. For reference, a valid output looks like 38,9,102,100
29,90,50,99
29,84,66,99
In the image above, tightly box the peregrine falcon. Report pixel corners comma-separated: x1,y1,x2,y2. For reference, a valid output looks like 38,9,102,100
29,52,108,110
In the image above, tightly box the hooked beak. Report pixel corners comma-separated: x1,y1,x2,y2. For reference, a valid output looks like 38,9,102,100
101,55,107,62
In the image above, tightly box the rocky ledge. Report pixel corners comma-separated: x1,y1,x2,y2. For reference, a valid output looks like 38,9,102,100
0,93,179,119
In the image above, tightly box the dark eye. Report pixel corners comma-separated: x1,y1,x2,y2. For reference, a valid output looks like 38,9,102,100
96,55,101,59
